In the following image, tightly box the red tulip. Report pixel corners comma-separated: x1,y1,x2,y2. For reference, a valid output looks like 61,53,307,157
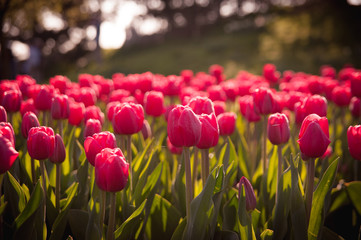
332,86,352,107
187,96,214,115
144,91,165,117
84,105,104,125
238,176,257,211
49,134,66,164
79,87,96,107
263,63,280,83
217,112,236,136
267,113,290,145
84,119,102,138
347,125,361,161
167,137,183,155
0,134,18,174
0,106,7,122
17,75,36,98
112,103,144,135
27,126,55,160
321,65,336,79
164,75,182,97
34,85,56,111
68,100,85,126
49,75,70,94
95,148,129,192
209,64,224,83
252,87,275,115
141,119,152,140
197,113,219,149
239,95,261,122
0,122,15,146
84,131,116,166
108,89,130,103
213,101,226,116
51,94,69,120
350,72,361,97
167,105,201,147
304,95,328,117
2,90,22,112
207,85,227,102
221,80,239,102
350,97,361,118
21,112,40,139
181,69,193,84
298,114,330,159
20,98,38,116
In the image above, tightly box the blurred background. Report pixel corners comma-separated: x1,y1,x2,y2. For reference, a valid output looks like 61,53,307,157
1,0,361,82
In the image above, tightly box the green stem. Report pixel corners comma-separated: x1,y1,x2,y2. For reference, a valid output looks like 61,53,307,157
40,161,47,230
201,149,209,186
8,112,13,125
100,190,106,238
192,148,198,196
127,135,132,192
201,148,206,187
55,163,61,212
106,192,116,240
72,125,78,170
276,145,283,204
263,116,268,174
58,120,63,138
305,158,315,224
184,147,193,223
31,158,36,184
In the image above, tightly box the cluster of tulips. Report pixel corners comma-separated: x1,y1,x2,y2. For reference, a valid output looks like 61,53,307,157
0,63,360,239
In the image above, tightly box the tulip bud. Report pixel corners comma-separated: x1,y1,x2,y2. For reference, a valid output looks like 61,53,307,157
27,126,55,160
252,87,275,115
51,94,70,120
141,119,152,140
167,137,183,155
84,131,117,166
95,148,129,192
350,72,361,97
347,125,361,161
332,86,352,107
21,112,40,139
167,105,202,147
187,96,215,115
49,134,66,163
84,119,102,138
0,122,15,146
0,134,18,174
112,102,144,135
2,90,22,112
267,113,290,145
304,95,328,117
238,176,257,211
144,91,165,117
217,112,236,136
350,97,361,118
68,100,85,126
0,106,7,122
197,113,219,149
298,114,330,159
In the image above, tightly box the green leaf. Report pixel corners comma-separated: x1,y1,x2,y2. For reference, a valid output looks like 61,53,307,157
345,181,361,215
308,158,339,240
49,209,69,240
260,229,274,240
72,156,89,209
321,227,345,240
6,171,27,212
290,156,307,240
184,166,221,240
146,194,181,239
62,182,78,210
114,199,147,240
238,185,256,240
214,230,239,240
329,188,349,213
266,146,278,202
170,217,187,240
85,201,101,240
172,153,186,216
68,210,89,240
222,192,238,232
14,181,43,229
132,139,154,185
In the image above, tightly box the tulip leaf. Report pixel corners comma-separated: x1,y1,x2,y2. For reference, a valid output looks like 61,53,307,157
214,230,239,240
172,153,186,216
222,191,238,232
321,226,345,240
329,188,349,213
86,201,101,240
14,181,42,229
266,146,278,202
308,158,339,240
72,155,89,209
237,134,250,180
238,185,256,240
68,209,89,240
6,171,27,212
49,208,69,240
344,181,361,215
132,138,154,185
170,217,187,240
260,229,274,240
146,194,181,239
114,199,147,240
184,166,221,240
62,182,78,211
290,156,307,240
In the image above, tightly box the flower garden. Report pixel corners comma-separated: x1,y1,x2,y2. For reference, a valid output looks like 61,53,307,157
0,63,360,239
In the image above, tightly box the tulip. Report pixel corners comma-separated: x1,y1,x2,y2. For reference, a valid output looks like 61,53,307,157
0,134,18,174
209,64,224,83
0,122,15,147
144,91,165,117
304,95,328,117
167,137,183,155
298,114,330,222
238,176,257,212
141,119,152,140
267,113,290,146
187,96,214,115
181,69,193,84
51,94,69,120
21,112,40,139
221,80,239,102
49,134,66,211
17,75,36,98
106,101,120,122
332,86,352,107
2,89,22,113
108,89,130,103
350,72,361,97
253,87,275,115
321,65,336,79
20,98,38,116
213,101,226,116
217,112,236,136
112,102,144,135
239,95,261,122
84,119,102,138
34,85,56,111
27,126,55,160
84,131,117,166
68,100,85,126
78,87,96,107
84,105,105,125
0,106,7,122
95,147,129,240
49,75,70,94
350,97,361,118
347,125,361,162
